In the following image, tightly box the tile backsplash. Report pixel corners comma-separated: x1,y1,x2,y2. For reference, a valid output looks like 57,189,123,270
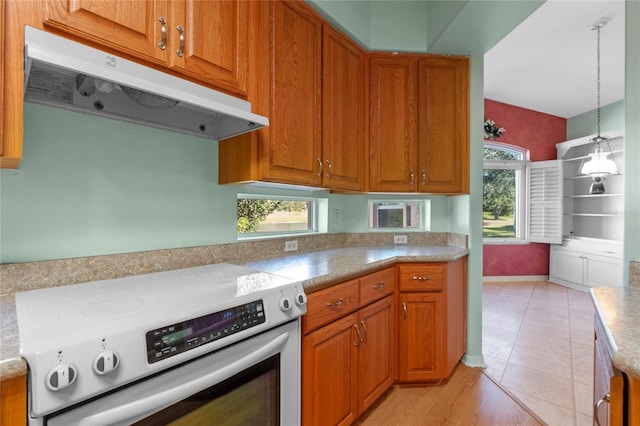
0,232,467,295
630,261,640,288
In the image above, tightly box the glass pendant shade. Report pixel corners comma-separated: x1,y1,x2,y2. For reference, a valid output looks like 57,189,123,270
580,145,618,178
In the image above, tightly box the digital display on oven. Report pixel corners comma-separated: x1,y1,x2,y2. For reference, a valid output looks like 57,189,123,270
146,299,266,363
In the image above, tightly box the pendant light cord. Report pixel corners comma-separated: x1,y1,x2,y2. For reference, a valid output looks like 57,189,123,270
596,23,601,137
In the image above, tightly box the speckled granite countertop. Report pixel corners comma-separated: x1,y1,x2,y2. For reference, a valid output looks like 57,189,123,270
0,245,468,381
591,287,640,380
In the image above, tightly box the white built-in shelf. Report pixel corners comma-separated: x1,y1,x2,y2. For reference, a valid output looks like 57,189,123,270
562,149,624,162
565,172,623,181
565,193,624,198
565,213,624,217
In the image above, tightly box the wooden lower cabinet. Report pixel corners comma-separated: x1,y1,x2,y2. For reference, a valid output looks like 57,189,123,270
303,295,394,426
593,314,640,426
397,258,466,383
302,267,395,426
0,374,27,426
303,312,359,426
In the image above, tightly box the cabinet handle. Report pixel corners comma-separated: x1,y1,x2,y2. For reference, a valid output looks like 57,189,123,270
158,17,167,50
176,25,185,57
353,324,362,347
412,275,431,282
326,298,344,308
594,392,610,426
402,302,407,320
372,282,385,289
603,250,615,254
316,157,323,178
409,170,415,184
326,160,332,178
421,169,426,185
359,320,367,342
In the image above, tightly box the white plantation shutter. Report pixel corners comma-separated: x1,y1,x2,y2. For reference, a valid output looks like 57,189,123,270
528,160,563,244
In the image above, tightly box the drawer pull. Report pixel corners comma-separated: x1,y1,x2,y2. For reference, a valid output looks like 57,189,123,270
158,17,167,50
353,324,362,346
326,298,344,308
176,25,185,57
372,282,385,289
359,320,367,342
594,392,610,426
412,275,431,282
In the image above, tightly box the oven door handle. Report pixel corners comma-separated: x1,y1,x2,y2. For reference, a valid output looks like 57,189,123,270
76,332,290,426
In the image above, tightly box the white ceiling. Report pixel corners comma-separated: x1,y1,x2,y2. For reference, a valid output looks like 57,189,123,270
484,0,625,119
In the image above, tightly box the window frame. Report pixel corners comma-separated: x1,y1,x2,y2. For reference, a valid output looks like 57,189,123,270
367,199,429,231
236,194,321,240
483,142,529,245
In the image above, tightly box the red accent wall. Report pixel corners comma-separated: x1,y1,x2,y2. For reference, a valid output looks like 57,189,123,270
483,99,567,277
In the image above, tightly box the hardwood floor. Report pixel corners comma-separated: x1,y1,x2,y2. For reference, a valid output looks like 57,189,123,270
355,364,544,426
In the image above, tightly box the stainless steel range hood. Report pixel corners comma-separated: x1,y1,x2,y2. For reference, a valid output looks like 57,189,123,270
23,26,268,141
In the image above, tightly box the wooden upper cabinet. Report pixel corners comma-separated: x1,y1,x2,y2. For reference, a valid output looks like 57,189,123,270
321,24,367,191
42,0,248,96
369,53,469,194
418,56,469,193
369,55,418,192
43,0,169,65
171,0,247,96
259,0,322,186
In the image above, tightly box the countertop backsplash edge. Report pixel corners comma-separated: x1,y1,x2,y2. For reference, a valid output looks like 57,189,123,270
0,232,467,295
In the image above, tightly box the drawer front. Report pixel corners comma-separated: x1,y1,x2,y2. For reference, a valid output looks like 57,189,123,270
360,268,395,306
398,264,445,292
302,279,360,334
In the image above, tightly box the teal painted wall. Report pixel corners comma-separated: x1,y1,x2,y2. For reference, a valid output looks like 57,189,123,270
369,1,428,52
624,0,640,278
0,104,338,263
566,100,625,140
461,54,485,366
305,0,372,48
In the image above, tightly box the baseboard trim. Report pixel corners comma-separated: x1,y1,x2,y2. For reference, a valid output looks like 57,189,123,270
482,275,549,282
462,354,487,368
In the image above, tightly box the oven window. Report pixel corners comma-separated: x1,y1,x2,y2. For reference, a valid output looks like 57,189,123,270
134,355,280,425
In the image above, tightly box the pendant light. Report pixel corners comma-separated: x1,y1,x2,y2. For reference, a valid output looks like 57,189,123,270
579,20,618,194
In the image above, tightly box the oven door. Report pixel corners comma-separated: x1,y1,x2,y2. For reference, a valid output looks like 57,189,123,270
39,320,300,426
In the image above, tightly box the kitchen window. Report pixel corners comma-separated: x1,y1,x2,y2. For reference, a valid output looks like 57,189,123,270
483,142,562,244
483,142,527,242
368,200,427,230
237,195,319,238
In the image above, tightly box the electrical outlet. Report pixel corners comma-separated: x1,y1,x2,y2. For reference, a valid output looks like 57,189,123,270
332,208,341,224
284,240,298,252
394,235,408,244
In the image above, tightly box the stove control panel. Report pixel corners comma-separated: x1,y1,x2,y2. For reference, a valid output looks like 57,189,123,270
145,299,266,364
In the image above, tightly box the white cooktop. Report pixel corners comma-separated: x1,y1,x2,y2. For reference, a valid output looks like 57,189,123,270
16,263,296,357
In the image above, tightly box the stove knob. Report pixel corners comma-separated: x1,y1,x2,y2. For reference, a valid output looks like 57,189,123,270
295,293,307,306
279,297,293,311
93,349,120,376
45,363,77,391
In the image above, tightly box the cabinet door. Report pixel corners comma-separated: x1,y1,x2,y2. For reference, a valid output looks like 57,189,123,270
0,374,27,426
585,254,623,287
321,25,367,191
357,296,394,414
43,0,169,65
398,292,444,382
549,247,584,284
261,0,322,186
418,56,469,194
594,317,624,426
369,55,418,192
171,0,248,96
302,313,358,426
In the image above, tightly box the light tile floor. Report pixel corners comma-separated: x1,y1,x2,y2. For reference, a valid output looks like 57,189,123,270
482,281,595,426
